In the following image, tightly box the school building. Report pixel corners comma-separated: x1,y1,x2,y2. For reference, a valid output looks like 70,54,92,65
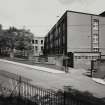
44,11,105,69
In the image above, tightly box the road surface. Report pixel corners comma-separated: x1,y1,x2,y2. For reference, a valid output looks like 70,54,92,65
0,59,105,98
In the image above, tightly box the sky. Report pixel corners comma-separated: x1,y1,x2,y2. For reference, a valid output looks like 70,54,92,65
0,0,105,37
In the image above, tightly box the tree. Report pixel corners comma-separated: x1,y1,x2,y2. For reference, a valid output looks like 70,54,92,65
5,27,18,57
15,29,34,57
0,26,10,55
0,26,34,58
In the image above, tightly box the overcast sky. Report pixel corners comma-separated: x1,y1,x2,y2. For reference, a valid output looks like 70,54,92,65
0,0,105,36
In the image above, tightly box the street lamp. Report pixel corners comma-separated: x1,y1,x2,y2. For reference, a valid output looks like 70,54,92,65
63,53,69,73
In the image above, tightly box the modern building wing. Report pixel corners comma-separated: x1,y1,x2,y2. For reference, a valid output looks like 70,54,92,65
99,11,105,17
44,12,67,56
44,11,105,69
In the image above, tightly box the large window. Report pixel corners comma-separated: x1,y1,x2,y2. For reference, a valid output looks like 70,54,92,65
93,48,99,52
92,19,99,31
74,55,99,60
58,38,60,47
93,34,98,43
63,23,65,31
63,35,65,45
58,26,61,34
41,40,43,44
41,46,43,51
35,46,38,52
56,28,58,37
50,43,53,48
32,40,34,44
35,40,38,44
92,18,99,52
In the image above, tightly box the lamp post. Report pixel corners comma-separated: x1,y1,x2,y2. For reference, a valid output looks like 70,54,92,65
63,54,69,73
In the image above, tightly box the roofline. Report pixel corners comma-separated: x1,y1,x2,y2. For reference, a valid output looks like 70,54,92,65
45,11,67,36
45,10,105,37
74,52,101,54
33,36,45,38
66,10,102,17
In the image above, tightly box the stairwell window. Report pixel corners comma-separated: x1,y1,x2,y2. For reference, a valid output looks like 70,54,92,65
92,19,99,31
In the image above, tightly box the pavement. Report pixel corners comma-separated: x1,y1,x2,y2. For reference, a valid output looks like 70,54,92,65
2,59,105,86
0,59,64,74
0,59,105,98
92,78,105,85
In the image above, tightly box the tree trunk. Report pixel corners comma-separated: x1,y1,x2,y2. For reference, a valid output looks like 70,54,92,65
0,48,1,55
10,49,15,58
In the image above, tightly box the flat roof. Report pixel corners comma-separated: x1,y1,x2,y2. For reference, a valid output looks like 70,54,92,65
66,10,101,17
45,10,105,37
33,36,45,39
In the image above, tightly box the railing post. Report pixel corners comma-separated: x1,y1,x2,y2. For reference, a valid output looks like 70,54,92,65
63,91,66,105
18,75,21,97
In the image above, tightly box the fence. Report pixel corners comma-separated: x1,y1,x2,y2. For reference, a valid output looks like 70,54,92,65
0,75,64,105
0,74,105,105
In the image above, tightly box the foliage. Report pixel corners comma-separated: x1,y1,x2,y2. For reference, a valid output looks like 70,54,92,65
0,26,34,57
64,86,105,105
15,29,33,51
0,96,38,105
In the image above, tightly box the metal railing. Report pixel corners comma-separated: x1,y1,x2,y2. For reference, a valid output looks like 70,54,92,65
0,75,104,105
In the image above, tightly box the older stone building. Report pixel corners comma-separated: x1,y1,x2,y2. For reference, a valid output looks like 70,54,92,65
32,36,44,56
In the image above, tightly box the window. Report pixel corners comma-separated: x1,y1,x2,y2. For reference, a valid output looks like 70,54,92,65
93,37,98,43
41,46,43,51
58,26,61,34
54,29,57,38
35,40,38,44
32,40,34,44
63,23,65,31
50,33,53,41
35,46,38,52
93,44,98,49
93,25,98,30
63,35,65,44
84,56,88,59
58,38,60,46
75,56,81,59
55,40,58,47
92,18,99,52
92,34,99,49
93,19,99,23
50,43,52,48
56,28,58,36
92,19,99,30
93,34,98,36
41,40,43,44
75,55,99,60
32,46,34,49
93,48,99,52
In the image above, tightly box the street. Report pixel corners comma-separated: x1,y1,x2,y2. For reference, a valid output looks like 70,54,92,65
0,59,105,98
